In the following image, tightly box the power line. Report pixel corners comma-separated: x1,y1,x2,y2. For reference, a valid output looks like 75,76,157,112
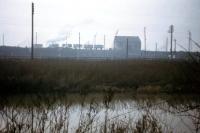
176,42,187,52
176,41,198,61
191,39,200,49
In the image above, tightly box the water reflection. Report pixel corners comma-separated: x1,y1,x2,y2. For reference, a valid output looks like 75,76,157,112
0,93,199,133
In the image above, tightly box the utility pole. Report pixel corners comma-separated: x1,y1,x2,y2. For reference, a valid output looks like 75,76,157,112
31,2,34,60
104,35,105,50
174,39,176,59
35,32,37,45
144,27,147,57
79,32,80,50
113,30,119,59
169,25,174,59
66,35,68,46
78,32,80,59
188,31,191,52
166,37,168,58
94,34,97,50
2,34,4,46
166,37,168,52
126,38,128,59
155,42,157,58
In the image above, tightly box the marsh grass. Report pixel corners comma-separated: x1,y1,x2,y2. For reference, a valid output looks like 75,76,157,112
136,85,161,94
0,59,199,94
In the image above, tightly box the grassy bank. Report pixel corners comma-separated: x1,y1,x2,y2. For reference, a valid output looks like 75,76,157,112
0,59,199,94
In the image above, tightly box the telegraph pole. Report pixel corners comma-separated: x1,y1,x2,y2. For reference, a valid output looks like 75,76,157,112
166,37,168,52
79,32,80,49
104,35,105,50
31,3,34,60
188,31,191,52
144,27,147,57
169,25,174,59
78,32,80,59
66,35,68,46
126,38,128,59
35,32,37,45
2,34,4,46
174,39,176,58
94,34,96,50
155,42,157,58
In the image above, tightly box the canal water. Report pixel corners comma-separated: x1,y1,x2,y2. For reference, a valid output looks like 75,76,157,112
0,93,199,133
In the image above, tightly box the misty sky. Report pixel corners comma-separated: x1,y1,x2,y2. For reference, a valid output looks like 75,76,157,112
0,0,200,51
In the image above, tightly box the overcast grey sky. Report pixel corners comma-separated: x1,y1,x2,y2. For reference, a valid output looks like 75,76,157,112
0,0,200,51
